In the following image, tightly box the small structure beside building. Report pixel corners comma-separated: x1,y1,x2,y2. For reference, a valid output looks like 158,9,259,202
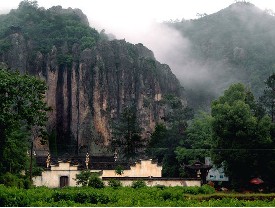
33,153,201,188
184,161,212,184
205,157,229,183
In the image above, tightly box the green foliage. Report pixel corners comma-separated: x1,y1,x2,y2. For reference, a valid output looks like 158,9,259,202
131,180,147,188
75,171,105,188
114,165,124,175
0,68,49,175
0,0,100,66
48,130,58,156
0,173,24,188
175,111,213,167
167,3,275,111
0,173,32,189
197,184,216,194
0,39,11,54
146,95,194,177
57,54,73,67
2,128,29,174
87,173,105,189
75,170,91,187
0,69,49,128
52,189,111,205
260,73,275,122
1,185,275,206
80,36,96,50
211,83,275,188
147,123,181,177
108,179,122,188
112,105,144,160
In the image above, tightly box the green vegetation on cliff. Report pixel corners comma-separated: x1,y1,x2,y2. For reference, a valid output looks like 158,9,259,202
0,0,99,57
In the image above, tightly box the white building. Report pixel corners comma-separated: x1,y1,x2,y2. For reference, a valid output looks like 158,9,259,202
33,154,201,188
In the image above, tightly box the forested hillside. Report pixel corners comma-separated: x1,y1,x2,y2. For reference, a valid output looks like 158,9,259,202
167,2,275,110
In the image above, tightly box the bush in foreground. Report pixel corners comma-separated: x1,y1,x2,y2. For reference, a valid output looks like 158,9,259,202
87,174,105,189
108,179,122,188
0,185,275,206
131,180,147,188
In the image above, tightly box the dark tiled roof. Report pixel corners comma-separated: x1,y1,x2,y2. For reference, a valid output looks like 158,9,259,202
90,162,130,170
184,161,212,170
35,155,130,170
102,177,200,181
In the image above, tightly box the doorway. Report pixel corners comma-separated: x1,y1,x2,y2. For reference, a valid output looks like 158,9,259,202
60,176,69,188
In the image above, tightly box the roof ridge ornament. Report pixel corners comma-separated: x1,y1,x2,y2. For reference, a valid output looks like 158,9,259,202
85,152,90,169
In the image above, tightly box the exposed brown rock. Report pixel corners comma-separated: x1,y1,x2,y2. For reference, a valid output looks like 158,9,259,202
1,33,183,156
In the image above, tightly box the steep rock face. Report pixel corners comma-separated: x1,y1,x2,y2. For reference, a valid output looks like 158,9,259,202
6,33,27,73
2,32,182,155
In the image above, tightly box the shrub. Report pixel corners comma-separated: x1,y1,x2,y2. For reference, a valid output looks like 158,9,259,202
23,177,32,189
115,165,124,175
88,174,105,188
198,184,216,194
181,186,200,195
75,170,91,186
74,192,89,203
0,173,24,188
131,180,147,188
53,192,73,202
1,185,275,206
0,187,30,206
155,184,166,189
161,191,172,200
108,179,122,188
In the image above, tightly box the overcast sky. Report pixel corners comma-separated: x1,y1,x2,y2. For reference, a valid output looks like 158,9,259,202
0,0,275,42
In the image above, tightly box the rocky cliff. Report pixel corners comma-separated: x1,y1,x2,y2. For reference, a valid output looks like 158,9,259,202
0,4,184,156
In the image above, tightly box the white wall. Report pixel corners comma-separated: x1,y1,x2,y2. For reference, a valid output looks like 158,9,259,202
33,159,200,188
33,162,80,188
102,178,201,187
101,159,162,177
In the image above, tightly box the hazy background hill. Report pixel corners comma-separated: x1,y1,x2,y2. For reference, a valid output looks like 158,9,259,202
166,2,275,110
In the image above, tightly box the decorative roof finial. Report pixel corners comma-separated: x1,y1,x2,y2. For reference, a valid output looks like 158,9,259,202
85,152,90,169
114,148,118,162
46,152,51,168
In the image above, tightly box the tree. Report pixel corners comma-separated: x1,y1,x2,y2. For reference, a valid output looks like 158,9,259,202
112,105,144,160
147,123,168,162
175,111,213,168
146,123,181,177
75,171,105,188
211,83,275,188
260,73,275,122
75,170,92,186
2,128,29,174
0,68,49,177
88,173,105,188
18,0,38,10
146,95,194,177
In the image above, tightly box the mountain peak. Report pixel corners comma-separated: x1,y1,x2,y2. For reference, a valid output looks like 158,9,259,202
226,1,261,13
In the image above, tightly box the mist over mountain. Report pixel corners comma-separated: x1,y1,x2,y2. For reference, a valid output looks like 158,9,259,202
161,1,275,110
